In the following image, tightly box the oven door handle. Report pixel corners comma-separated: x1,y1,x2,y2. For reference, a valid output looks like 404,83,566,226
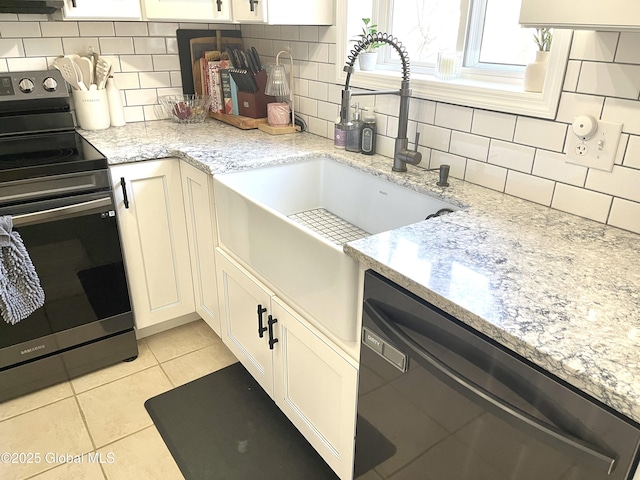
363,299,619,475
12,197,113,227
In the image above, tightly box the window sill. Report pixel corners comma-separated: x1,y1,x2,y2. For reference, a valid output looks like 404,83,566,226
335,30,573,120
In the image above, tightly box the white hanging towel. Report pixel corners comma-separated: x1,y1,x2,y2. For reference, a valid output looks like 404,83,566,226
0,215,45,324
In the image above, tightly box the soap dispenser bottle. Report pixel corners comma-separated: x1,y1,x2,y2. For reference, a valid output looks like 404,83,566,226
361,107,376,155
346,103,364,153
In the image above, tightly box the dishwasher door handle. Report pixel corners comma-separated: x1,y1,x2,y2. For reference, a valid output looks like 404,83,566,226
12,197,113,227
363,299,619,475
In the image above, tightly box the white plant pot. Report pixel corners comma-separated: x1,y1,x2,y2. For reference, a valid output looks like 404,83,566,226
524,50,550,93
358,52,378,71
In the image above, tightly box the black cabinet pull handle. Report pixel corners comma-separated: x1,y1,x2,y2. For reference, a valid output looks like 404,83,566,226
72,0,77,7
257,304,267,338
216,0,222,12
120,177,129,209
249,0,258,12
267,315,278,350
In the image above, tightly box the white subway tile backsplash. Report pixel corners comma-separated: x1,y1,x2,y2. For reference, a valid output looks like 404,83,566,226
569,31,618,62
123,106,145,123
319,25,336,44
99,37,135,55
134,37,166,54
420,124,451,152
23,38,63,57
608,198,640,234
430,151,466,180
0,14,17,21
152,54,180,71
120,55,153,72
0,21,40,37
409,98,436,125
449,131,489,162
532,149,587,187
376,135,395,158
603,98,640,135
317,63,335,84
115,22,148,37
309,43,328,63
551,183,612,223
586,165,640,203
148,22,179,37
7,57,47,71
577,62,640,100
300,26,319,43
40,21,79,37
0,59,7,72
170,71,182,87
308,117,329,138
78,22,114,37
471,110,515,141
556,92,604,125
113,72,141,89
465,159,507,191
139,71,170,88
290,41,309,61
281,26,299,41
317,100,337,122
299,96,318,117
623,135,640,169
488,140,535,173
308,80,328,101
0,39,24,57
505,171,555,206
166,38,178,54
435,103,473,132
298,61,318,81
563,60,581,92
514,117,567,152
62,37,98,56
294,77,309,98
125,88,158,106
615,33,640,64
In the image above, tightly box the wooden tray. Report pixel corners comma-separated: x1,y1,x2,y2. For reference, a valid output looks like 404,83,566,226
209,112,267,130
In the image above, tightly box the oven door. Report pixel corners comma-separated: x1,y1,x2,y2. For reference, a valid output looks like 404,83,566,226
356,270,640,480
0,191,133,368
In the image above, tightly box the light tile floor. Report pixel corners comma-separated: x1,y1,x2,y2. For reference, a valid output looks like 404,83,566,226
0,320,238,480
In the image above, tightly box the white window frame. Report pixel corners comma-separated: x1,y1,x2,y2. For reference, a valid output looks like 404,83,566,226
335,0,573,119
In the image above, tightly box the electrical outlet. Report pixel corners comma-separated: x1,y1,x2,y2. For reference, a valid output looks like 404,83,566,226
566,119,623,172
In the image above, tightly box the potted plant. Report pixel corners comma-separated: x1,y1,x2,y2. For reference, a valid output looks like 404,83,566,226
524,28,553,92
353,17,384,71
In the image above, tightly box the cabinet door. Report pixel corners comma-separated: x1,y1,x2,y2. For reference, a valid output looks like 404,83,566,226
181,162,220,335
262,0,334,25
216,249,274,395
143,0,232,22
519,0,640,29
231,0,266,23
272,297,358,480
110,159,195,330
62,0,142,19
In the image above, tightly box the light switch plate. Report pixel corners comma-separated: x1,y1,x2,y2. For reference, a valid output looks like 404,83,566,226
566,119,623,172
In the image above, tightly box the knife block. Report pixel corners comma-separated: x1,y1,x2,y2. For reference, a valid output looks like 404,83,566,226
237,70,275,119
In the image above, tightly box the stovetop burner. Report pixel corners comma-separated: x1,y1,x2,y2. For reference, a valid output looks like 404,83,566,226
0,131,107,182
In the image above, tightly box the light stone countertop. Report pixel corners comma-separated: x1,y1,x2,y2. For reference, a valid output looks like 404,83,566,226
81,119,640,424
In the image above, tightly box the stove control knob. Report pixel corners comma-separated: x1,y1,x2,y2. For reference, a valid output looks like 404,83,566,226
19,78,35,94
43,77,58,92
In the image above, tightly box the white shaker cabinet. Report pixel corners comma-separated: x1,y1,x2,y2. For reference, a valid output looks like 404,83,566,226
110,159,195,332
181,162,221,336
215,248,357,480
61,0,142,20
231,0,334,25
143,0,232,22
519,0,640,30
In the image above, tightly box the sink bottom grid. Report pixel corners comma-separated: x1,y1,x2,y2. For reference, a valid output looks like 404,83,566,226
288,208,370,245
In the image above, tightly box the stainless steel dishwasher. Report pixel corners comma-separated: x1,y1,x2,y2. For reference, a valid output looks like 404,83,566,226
355,269,640,480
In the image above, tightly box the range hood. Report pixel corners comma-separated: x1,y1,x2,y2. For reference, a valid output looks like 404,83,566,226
0,0,64,14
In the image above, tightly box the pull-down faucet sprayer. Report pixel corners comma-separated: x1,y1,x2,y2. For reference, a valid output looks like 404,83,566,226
341,32,421,172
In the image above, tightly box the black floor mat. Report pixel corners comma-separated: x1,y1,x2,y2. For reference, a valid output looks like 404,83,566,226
145,362,340,480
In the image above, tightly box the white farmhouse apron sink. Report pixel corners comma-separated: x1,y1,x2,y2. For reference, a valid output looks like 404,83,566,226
213,157,456,342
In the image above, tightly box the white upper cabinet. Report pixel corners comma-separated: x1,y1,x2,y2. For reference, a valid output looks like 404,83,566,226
61,0,142,20
231,0,334,25
143,0,232,22
520,0,640,30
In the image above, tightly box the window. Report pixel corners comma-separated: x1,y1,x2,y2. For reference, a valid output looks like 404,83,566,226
336,0,573,119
